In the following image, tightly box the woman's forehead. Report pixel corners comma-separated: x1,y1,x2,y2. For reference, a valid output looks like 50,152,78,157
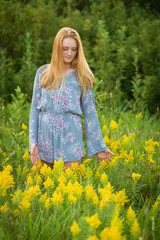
62,37,77,47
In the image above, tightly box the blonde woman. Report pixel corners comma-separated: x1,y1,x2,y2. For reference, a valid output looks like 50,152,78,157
29,27,115,169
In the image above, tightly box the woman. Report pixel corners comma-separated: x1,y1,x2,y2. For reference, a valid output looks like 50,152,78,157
29,27,115,169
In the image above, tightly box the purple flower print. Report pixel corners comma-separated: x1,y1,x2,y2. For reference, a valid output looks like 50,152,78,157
67,133,74,142
73,115,79,123
55,149,60,154
57,105,61,112
58,119,63,127
76,147,80,154
46,151,51,156
63,97,69,105
53,93,61,102
35,96,41,102
65,89,70,94
89,105,94,111
83,95,87,103
93,132,100,140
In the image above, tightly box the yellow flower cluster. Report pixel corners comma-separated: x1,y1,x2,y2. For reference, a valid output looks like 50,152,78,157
22,123,27,130
87,213,101,228
0,165,14,197
110,120,119,132
99,182,114,209
19,186,41,212
0,203,9,213
71,163,86,179
100,211,124,240
100,172,108,185
85,184,99,206
126,206,141,238
70,220,81,236
136,112,143,118
145,139,159,163
132,173,142,182
114,189,129,207
22,149,30,161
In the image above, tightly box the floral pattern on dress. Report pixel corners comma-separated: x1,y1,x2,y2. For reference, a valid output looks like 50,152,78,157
29,65,108,163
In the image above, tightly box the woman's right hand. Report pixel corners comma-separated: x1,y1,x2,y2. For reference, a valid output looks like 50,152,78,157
30,143,40,166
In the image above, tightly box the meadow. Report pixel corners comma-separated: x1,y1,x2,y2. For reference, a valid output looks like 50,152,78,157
0,87,159,240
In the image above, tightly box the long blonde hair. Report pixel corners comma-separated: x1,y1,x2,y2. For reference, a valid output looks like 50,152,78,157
41,27,95,92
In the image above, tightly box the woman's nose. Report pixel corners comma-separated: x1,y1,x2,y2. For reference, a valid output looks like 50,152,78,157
68,49,72,55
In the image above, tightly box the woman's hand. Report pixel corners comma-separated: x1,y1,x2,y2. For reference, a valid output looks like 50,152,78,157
30,143,40,166
97,149,115,164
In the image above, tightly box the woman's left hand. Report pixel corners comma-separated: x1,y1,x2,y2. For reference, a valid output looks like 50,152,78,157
97,149,115,164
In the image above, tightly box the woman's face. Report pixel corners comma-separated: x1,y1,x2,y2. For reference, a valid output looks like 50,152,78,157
62,37,77,65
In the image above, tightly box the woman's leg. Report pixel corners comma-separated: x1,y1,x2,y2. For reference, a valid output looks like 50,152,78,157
41,159,54,169
63,159,82,170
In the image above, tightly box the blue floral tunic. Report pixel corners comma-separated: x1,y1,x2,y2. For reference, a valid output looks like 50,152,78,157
29,65,108,163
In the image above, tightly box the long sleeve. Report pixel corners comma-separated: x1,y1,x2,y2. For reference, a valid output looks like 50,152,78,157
29,69,41,149
81,89,108,157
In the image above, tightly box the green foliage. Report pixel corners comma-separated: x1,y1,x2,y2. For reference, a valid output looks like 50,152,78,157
0,0,160,112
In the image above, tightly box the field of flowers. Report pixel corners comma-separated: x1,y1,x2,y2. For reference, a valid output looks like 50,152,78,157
0,88,160,240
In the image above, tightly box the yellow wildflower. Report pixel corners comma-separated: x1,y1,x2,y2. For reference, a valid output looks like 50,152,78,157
68,193,77,204
114,189,129,207
87,235,99,240
126,206,136,226
45,198,51,209
152,195,160,214
99,182,114,209
100,172,108,185
145,138,158,157
95,170,100,179
40,163,52,178
43,176,54,189
51,191,63,206
19,198,31,212
121,134,134,147
22,123,27,130
11,189,22,202
0,165,14,197
87,213,101,229
124,150,134,164
83,158,92,166
110,139,121,153
110,120,118,132
130,219,141,239
97,160,110,173
135,112,143,118
22,149,30,161
53,158,64,176
71,163,86,179
58,173,67,184
65,180,84,204
40,192,48,204
148,156,154,164
70,220,81,236
102,124,108,132
103,135,110,145
19,186,41,212
86,184,99,206
132,173,141,182
0,203,9,213
100,211,124,240
64,167,73,179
